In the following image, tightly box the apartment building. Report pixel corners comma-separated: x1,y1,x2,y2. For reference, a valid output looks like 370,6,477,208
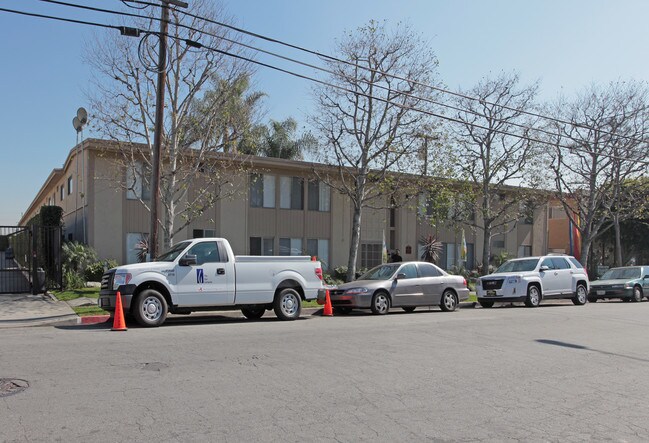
20,139,553,271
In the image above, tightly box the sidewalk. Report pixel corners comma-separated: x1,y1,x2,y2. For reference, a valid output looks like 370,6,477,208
0,293,81,329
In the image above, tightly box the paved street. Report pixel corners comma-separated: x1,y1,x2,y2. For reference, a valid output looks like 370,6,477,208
1,301,649,442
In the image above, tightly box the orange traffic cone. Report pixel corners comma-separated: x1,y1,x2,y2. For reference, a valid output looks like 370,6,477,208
112,291,127,331
323,289,333,317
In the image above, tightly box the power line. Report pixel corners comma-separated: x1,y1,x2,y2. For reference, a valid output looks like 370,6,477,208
1,5,647,167
122,0,648,144
0,5,117,30
35,0,633,145
155,32,649,166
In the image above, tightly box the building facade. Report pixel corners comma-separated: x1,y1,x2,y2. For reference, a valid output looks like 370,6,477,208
20,139,558,271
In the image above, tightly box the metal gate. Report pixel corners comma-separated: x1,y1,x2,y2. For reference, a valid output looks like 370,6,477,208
0,225,62,294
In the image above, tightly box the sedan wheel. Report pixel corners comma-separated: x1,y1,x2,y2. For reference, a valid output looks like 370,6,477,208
439,290,458,312
524,285,541,308
370,292,390,315
632,286,643,302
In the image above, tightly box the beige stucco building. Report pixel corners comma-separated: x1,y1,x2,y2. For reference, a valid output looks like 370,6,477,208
20,139,553,271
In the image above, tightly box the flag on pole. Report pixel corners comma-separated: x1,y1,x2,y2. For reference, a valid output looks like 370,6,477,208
382,229,389,264
460,229,467,262
569,216,582,261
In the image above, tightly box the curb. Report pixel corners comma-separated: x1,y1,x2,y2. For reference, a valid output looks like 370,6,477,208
80,315,111,325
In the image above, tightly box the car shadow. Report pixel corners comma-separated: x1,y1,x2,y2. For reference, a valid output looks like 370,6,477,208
55,313,315,330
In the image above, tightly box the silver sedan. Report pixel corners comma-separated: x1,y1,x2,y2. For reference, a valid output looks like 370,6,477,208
320,262,470,315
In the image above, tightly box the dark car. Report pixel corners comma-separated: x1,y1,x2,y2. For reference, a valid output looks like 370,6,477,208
4,246,14,260
589,266,649,303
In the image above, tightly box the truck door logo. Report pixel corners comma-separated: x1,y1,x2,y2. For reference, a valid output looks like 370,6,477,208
196,268,204,284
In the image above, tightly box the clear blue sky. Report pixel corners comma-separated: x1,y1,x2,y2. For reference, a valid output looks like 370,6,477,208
1,0,648,225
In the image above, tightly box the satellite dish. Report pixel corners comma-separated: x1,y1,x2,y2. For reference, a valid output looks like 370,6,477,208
77,107,88,125
73,116,82,133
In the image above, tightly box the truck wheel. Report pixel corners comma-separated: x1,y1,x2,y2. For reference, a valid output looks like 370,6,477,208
572,284,588,305
133,289,168,327
479,300,494,308
273,288,302,320
241,307,265,319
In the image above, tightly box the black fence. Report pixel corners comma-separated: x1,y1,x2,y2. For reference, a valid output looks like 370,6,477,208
0,225,62,294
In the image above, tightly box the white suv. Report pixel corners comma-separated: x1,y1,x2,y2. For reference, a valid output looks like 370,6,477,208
476,255,589,308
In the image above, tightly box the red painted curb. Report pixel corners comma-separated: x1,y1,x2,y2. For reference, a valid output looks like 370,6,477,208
80,315,111,325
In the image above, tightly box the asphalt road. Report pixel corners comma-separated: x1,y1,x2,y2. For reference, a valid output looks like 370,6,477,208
2,301,649,442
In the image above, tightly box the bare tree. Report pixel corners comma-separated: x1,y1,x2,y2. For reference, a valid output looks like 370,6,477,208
451,72,543,274
549,80,649,268
309,20,442,281
86,1,262,248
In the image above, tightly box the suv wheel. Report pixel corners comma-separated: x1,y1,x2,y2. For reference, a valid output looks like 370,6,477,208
524,285,541,308
479,300,494,308
572,284,588,305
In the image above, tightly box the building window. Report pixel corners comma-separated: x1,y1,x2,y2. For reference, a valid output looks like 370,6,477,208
52,192,56,204
307,238,330,270
250,237,274,255
493,240,505,249
193,229,216,238
550,206,567,219
67,176,73,195
250,174,276,208
60,185,64,201
360,243,382,269
280,176,304,210
439,242,475,270
308,180,330,212
518,245,532,257
279,238,303,256
126,162,151,200
126,233,149,264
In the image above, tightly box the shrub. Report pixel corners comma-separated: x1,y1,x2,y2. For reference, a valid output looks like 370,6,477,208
84,259,118,282
62,242,98,289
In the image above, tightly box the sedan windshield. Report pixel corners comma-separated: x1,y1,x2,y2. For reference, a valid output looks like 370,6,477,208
154,241,191,262
601,267,641,280
496,258,539,273
358,264,400,280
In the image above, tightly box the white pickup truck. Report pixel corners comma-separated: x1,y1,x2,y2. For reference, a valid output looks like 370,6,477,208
98,238,324,327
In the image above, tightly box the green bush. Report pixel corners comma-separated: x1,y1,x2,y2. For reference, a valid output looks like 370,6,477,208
62,242,99,289
64,270,86,290
323,273,344,286
84,259,118,282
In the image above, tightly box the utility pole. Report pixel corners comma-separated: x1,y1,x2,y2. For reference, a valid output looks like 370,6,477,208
149,0,188,260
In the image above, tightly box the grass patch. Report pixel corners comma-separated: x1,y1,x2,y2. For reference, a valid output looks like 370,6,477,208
72,306,109,316
467,292,477,302
52,287,100,301
303,300,322,309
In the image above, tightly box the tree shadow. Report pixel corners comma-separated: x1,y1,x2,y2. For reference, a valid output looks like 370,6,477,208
535,339,649,363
